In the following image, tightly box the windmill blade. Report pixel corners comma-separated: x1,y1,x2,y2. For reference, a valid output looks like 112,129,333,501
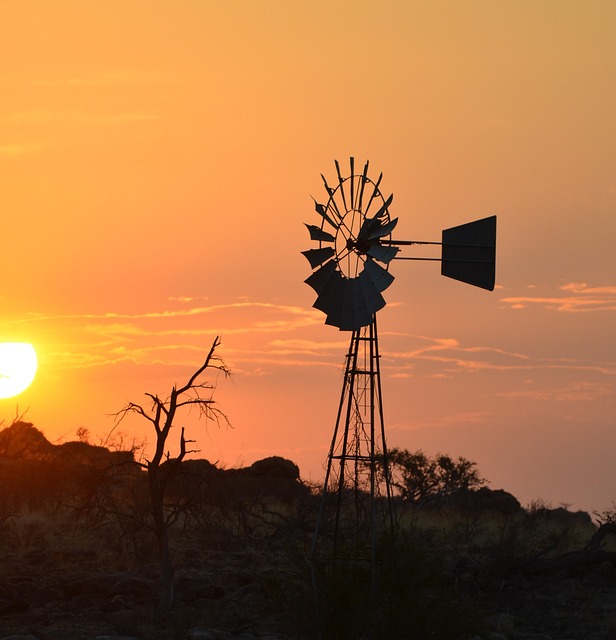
356,160,369,212
363,257,395,292
304,259,337,295
313,268,345,314
358,269,387,315
366,244,399,264
348,277,374,329
307,264,378,331
302,246,336,269
305,224,336,243
321,174,335,199
312,198,338,228
363,172,383,215
325,278,373,331
357,215,380,241
371,193,393,221
441,215,496,291
349,157,355,209
367,217,398,240
334,159,348,212
324,277,353,329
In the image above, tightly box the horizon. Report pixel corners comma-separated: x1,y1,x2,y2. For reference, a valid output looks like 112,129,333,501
1,1,615,515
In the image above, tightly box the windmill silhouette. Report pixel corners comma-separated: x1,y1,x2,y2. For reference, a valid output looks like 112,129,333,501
302,157,496,573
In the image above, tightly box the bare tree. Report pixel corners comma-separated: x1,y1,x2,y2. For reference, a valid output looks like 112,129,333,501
115,336,229,618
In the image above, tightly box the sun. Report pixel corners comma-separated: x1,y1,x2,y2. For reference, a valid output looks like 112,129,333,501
0,343,38,399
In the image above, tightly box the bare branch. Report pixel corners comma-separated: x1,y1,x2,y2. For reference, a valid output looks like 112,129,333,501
176,336,229,395
113,336,230,619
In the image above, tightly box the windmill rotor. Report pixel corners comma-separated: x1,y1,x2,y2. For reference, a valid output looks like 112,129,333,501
302,159,399,331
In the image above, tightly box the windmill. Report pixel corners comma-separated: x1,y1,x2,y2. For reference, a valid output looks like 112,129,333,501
302,158,496,573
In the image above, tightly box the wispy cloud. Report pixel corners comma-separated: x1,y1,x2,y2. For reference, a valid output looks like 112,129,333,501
7,301,321,328
32,70,161,88
384,334,529,375
389,411,493,433
30,70,202,89
497,381,613,403
501,282,616,312
1,300,325,371
0,109,161,127
0,143,45,156
7,299,614,388
381,332,615,380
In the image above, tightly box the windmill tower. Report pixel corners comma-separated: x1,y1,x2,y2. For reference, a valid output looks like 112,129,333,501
302,158,496,573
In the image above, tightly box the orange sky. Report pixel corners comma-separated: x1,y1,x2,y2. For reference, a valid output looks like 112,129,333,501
2,1,615,513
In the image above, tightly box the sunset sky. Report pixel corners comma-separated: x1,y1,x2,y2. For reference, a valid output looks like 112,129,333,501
2,1,615,513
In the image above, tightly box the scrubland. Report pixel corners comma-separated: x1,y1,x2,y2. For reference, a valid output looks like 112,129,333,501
1,421,615,639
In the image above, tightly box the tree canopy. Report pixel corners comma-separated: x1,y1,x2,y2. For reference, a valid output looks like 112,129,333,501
382,448,485,506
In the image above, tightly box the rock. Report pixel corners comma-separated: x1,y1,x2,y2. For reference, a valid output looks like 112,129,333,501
0,597,28,615
185,631,218,640
29,586,62,605
109,575,152,599
69,592,94,609
94,636,142,640
533,506,594,527
453,487,522,515
175,570,227,602
186,631,234,640
247,456,299,480
486,611,516,634
64,572,123,597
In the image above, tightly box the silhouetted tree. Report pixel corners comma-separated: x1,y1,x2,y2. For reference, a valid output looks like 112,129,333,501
380,448,485,506
115,336,229,618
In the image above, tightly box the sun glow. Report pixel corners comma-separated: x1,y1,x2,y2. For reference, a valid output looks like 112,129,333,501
0,343,38,399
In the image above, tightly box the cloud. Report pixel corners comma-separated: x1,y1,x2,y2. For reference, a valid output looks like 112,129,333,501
384,334,531,376
7,301,321,328
8,299,614,387
0,143,45,156
31,70,201,88
501,282,616,312
389,411,492,433
32,71,160,88
497,381,613,403
268,338,349,355
381,332,616,381
0,110,161,127
2,300,326,372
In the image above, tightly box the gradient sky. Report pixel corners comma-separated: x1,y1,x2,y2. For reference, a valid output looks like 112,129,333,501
2,1,615,513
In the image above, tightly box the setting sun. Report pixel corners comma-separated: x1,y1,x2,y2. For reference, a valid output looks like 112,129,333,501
0,343,38,399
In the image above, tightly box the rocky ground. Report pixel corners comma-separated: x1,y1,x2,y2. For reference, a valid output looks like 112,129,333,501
1,423,615,639
0,546,306,640
1,531,616,640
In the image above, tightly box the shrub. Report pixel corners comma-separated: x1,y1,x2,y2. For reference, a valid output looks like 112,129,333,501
382,448,485,506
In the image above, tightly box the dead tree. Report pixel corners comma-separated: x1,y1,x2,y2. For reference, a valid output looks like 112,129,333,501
115,336,229,618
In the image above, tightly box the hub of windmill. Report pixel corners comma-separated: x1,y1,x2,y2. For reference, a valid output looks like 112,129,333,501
347,236,371,254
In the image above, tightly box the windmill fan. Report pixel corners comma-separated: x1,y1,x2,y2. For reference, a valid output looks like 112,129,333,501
303,157,497,574
302,158,399,331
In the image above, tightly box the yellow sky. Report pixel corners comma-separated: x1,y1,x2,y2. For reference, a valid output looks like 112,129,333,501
2,1,615,512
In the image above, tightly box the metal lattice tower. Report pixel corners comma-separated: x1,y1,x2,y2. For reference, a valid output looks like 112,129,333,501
311,316,394,568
